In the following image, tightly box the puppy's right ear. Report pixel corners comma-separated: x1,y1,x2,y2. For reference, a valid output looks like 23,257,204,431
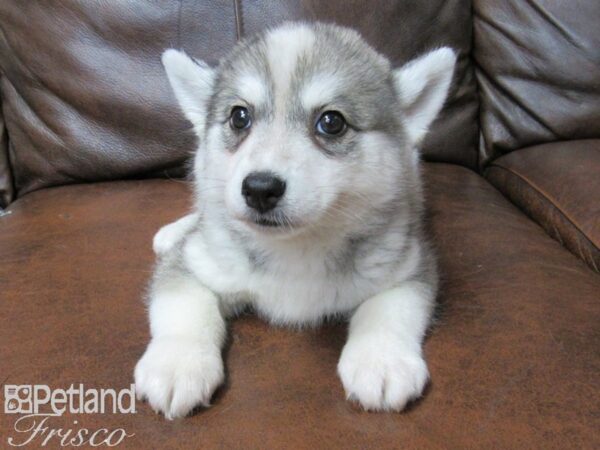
162,49,215,135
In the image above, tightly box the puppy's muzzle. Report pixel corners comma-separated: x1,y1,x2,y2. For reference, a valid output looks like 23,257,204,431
242,171,286,214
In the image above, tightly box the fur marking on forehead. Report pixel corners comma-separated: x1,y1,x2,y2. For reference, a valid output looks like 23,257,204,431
300,73,339,111
265,24,316,110
235,72,267,106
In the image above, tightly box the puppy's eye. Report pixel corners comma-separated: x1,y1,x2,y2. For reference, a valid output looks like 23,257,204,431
230,106,251,130
316,111,346,136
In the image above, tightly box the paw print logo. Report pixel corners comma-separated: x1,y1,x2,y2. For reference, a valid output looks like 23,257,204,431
4,385,33,414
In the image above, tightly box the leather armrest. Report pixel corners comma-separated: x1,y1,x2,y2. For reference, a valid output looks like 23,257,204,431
485,140,600,272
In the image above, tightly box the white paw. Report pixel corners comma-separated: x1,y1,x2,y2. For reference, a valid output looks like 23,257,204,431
337,339,429,411
152,214,198,255
153,226,176,255
134,336,224,419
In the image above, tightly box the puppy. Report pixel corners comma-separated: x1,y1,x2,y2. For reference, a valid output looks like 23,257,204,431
135,22,456,419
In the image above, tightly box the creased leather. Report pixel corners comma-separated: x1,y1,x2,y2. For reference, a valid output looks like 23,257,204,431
0,1,479,206
0,83,13,208
0,1,237,200
474,0,600,168
486,140,600,272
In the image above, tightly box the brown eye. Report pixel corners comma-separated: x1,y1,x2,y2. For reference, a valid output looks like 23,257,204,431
316,111,346,136
230,106,252,130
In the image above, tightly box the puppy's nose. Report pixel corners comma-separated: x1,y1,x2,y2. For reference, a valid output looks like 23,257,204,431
242,172,286,213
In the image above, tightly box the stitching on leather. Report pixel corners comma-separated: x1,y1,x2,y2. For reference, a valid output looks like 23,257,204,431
177,0,183,49
233,0,243,41
488,162,591,239
487,164,599,256
0,75,16,207
470,0,484,173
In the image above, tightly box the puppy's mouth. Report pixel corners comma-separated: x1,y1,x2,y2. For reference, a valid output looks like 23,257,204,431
254,217,282,227
242,211,299,233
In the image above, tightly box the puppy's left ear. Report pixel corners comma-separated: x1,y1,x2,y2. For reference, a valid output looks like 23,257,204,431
162,49,215,136
393,47,456,146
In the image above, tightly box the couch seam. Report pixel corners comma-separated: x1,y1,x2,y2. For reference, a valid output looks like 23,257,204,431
0,73,15,207
233,0,243,40
177,0,183,49
470,0,483,174
486,163,599,253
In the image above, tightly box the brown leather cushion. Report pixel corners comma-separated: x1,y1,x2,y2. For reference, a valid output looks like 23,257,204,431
1,164,598,447
0,1,478,205
474,0,600,167
486,140,600,272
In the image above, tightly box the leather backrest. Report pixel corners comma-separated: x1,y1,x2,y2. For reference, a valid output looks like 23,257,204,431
0,1,477,203
0,1,237,202
0,89,11,207
474,0,600,168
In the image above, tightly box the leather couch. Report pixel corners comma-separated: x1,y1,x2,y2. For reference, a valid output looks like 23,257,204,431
1,1,598,448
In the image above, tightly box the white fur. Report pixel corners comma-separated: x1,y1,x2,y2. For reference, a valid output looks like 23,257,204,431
162,49,215,136
266,23,316,115
300,74,339,111
338,282,433,410
144,217,434,415
136,24,456,418
393,47,457,145
135,336,224,419
152,213,199,255
135,271,225,419
235,73,267,107
222,122,354,233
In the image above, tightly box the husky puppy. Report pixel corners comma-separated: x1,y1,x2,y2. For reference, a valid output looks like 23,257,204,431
135,22,456,419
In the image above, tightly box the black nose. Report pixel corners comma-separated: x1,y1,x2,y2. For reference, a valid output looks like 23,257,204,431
242,172,286,213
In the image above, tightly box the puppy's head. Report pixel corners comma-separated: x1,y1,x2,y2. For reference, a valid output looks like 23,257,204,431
163,22,456,239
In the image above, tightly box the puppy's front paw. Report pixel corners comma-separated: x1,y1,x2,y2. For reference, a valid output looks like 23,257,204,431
134,336,224,419
153,214,198,256
153,224,183,256
337,339,429,411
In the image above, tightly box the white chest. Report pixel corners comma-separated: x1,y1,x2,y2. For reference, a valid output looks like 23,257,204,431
183,232,374,325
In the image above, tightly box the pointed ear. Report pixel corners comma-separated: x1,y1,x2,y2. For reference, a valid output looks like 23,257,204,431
162,49,215,135
393,47,456,146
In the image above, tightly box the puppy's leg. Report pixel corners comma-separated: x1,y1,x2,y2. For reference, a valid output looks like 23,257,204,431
338,281,435,411
135,264,225,419
153,213,199,255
